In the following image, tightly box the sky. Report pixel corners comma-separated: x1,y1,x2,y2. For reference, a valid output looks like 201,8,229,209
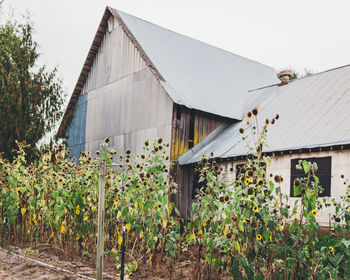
1,0,350,97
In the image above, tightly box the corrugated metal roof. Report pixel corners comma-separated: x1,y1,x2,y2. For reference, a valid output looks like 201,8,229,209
115,9,279,120
179,65,350,165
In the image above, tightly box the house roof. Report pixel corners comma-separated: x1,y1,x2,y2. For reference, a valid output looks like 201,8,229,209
58,7,279,136
115,9,279,120
179,64,350,165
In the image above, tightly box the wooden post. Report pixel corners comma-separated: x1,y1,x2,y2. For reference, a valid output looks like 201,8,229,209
96,163,105,280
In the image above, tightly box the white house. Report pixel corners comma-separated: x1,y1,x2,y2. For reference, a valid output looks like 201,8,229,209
179,65,350,224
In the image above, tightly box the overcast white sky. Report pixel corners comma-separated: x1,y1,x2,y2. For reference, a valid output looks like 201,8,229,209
1,0,350,96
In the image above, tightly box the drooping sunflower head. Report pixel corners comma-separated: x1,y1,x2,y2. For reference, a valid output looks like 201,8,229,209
248,188,254,196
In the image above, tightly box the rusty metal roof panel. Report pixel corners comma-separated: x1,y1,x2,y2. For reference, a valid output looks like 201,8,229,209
115,9,279,120
179,65,350,165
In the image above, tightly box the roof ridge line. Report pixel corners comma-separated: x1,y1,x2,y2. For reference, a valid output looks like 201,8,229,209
108,7,165,82
113,8,276,71
248,64,350,93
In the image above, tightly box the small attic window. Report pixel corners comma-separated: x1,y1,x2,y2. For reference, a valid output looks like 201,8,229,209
108,17,114,33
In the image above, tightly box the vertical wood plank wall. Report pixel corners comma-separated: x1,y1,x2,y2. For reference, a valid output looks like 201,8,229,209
170,105,224,160
170,104,226,219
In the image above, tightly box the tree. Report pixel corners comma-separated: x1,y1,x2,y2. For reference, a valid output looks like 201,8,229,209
278,67,316,81
0,17,65,160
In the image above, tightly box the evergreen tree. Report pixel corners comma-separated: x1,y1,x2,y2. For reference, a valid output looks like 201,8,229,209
0,18,65,160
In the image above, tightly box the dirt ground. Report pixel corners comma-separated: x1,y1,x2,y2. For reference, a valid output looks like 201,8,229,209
0,245,117,280
0,245,231,280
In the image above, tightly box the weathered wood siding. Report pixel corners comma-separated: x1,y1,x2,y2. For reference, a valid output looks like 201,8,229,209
82,17,146,94
84,68,173,155
67,17,173,157
170,105,227,219
170,105,224,160
66,94,88,159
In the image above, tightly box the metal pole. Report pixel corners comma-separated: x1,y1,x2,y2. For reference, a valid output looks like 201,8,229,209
120,223,126,280
96,163,105,280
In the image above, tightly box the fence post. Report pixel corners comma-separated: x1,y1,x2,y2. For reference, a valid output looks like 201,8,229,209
120,223,126,280
96,163,106,280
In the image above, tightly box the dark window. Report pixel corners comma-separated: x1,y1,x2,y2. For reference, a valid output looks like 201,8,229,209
176,104,181,120
290,156,331,197
192,168,207,199
235,163,246,178
235,162,266,179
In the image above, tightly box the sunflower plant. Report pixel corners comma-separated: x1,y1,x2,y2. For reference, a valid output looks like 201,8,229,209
189,109,350,279
0,138,181,276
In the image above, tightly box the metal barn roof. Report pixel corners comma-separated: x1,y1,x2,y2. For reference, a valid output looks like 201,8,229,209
114,8,279,120
179,64,350,165
59,7,280,135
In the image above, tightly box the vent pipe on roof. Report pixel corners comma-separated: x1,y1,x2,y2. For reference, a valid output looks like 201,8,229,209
278,70,292,86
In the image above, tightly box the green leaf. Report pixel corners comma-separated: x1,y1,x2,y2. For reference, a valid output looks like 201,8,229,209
334,254,344,266
208,238,214,250
230,258,245,280
238,221,244,232
281,208,289,218
294,184,301,197
101,151,106,160
239,257,254,279
233,240,241,253
261,213,270,224
302,160,309,174
289,221,298,233
342,239,350,249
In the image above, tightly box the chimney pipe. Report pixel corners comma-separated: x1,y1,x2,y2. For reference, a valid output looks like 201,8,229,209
278,70,292,85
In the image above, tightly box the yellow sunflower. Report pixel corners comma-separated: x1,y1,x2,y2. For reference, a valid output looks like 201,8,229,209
76,209,80,215
257,234,262,241
253,206,259,213
311,209,318,217
60,225,66,234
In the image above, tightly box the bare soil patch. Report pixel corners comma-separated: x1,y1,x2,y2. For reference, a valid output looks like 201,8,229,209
0,245,231,279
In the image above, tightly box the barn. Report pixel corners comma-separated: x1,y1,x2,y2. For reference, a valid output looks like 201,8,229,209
58,6,279,216
179,65,350,224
